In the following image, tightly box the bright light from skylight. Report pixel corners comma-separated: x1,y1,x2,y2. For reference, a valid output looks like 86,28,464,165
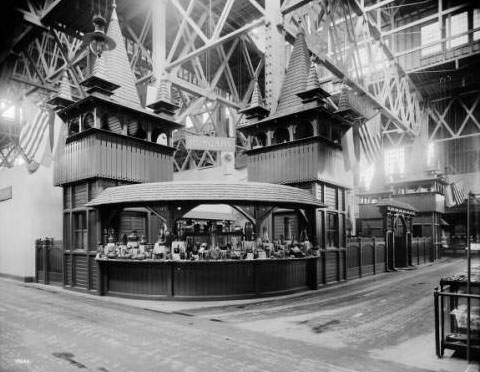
384,147,405,176
248,26,265,52
0,102,16,120
360,162,376,190
427,142,435,167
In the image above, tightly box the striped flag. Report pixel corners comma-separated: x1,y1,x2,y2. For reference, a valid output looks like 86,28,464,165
358,114,382,164
19,104,53,172
452,179,468,205
445,176,468,206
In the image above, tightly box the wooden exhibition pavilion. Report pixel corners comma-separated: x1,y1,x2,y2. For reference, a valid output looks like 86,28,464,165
47,6,431,300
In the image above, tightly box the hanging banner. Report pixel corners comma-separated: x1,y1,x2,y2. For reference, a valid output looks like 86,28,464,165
185,135,235,152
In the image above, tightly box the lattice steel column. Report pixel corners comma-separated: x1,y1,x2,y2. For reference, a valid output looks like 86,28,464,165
152,0,167,79
264,0,285,111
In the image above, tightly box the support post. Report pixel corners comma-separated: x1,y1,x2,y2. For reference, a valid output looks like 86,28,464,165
359,237,363,278
43,239,48,284
264,0,285,111
152,0,167,80
434,287,441,358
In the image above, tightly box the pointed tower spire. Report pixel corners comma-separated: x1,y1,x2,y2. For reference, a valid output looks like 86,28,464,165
271,27,311,116
102,0,142,108
47,69,74,109
239,80,269,120
147,77,179,116
297,60,330,103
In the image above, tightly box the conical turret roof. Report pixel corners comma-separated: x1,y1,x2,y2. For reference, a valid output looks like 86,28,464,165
273,28,310,116
239,80,269,120
102,1,141,108
147,77,179,116
47,69,74,109
249,80,265,107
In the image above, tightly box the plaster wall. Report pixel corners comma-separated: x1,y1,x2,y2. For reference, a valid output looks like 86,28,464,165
0,165,62,280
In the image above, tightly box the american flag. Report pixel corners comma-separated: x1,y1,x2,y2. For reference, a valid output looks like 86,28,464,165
445,176,468,207
357,114,382,164
19,105,52,163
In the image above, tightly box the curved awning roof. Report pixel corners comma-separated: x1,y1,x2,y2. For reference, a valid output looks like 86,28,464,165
86,181,325,209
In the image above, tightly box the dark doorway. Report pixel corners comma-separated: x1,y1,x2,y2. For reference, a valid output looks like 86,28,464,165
394,216,408,268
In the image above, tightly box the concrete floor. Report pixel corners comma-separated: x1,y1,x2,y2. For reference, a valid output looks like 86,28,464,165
0,258,478,372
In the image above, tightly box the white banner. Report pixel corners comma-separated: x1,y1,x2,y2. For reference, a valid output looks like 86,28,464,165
185,135,235,152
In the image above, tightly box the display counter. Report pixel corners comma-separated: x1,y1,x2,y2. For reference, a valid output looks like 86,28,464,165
96,257,322,300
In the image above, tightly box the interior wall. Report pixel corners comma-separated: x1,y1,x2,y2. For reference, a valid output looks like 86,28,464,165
0,165,62,280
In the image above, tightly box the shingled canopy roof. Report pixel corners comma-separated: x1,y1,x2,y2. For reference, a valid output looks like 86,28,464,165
86,181,325,209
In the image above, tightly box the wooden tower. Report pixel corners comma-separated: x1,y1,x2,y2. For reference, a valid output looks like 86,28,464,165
238,28,352,248
50,4,181,291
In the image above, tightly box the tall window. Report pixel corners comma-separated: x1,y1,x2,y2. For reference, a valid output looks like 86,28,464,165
448,12,468,48
326,213,338,247
384,147,405,177
421,22,441,56
474,9,480,41
73,212,87,250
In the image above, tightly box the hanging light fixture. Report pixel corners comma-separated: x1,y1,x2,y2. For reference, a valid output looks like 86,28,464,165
83,0,116,57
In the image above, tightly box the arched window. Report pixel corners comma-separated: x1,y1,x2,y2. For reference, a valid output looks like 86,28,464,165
69,117,79,136
126,118,138,136
100,114,109,130
152,127,169,145
106,115,122,134
156,133,168,145
295,122,313,140
272,127,290,145
134,122,147,140
83,113,94,130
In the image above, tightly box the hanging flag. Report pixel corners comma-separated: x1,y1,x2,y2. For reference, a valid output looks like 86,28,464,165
445,175,468,207
356,114,382,165
341,127,355,171
451,179,468,205
20,106,49,160
19,104,53,173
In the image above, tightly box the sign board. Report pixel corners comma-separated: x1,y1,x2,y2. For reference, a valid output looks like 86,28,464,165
0,186,12,202
185,135,235,152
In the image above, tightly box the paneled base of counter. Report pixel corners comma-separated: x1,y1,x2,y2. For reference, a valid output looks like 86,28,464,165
95,256,344,301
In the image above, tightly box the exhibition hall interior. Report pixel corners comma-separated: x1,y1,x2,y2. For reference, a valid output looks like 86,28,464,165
0,0,478,371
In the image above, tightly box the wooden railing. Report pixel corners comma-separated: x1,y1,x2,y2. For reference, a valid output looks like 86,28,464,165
411,237,434,264
54,129,174,186
35,238,63,285
346,237,386,279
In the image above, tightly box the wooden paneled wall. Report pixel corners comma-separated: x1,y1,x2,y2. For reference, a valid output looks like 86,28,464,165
247,141,318,184
54,129,174,186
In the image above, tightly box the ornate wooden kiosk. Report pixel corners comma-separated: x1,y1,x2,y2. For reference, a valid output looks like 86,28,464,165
86,181,324,299
238,28,353,249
